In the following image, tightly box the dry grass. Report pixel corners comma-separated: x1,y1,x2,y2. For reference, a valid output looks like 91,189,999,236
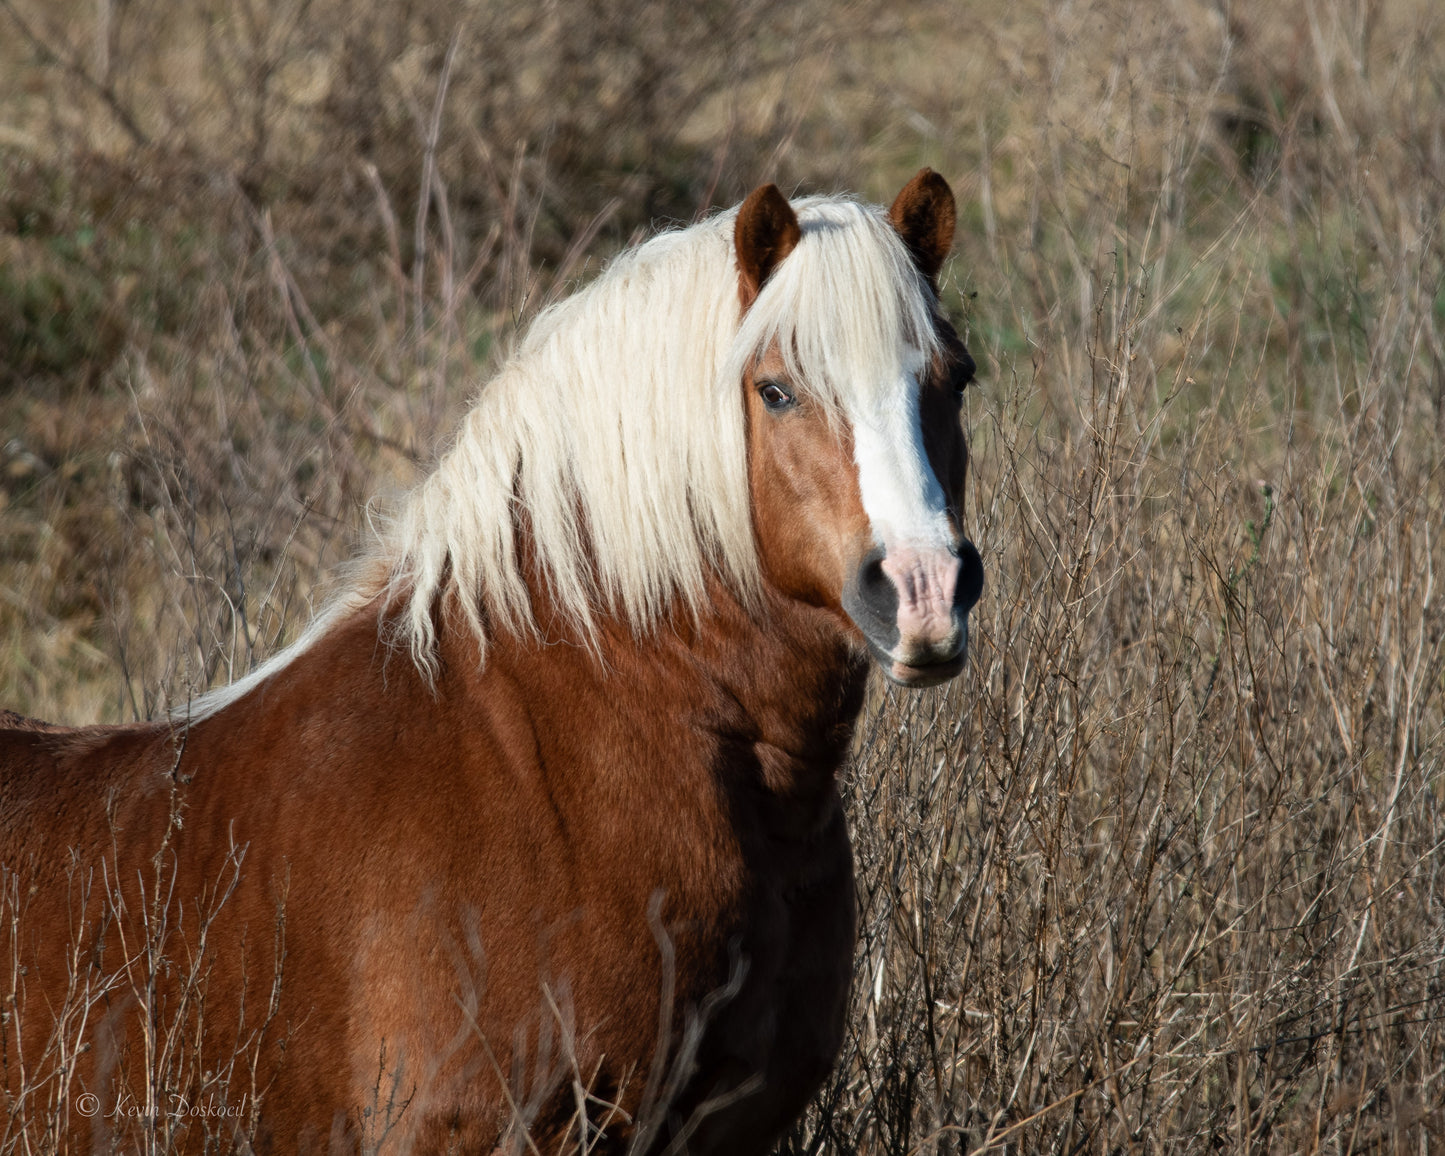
2,0,1444,1150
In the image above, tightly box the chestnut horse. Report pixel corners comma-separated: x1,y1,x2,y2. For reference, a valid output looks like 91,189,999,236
0,171,982,1154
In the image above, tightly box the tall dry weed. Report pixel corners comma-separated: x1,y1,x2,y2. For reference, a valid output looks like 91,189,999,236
783,2,1445,1151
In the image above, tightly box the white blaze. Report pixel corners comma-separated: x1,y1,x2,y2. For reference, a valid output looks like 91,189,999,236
849,356,965,666
849,361,954,554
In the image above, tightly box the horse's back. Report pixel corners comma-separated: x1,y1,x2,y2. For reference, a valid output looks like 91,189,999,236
0,709,174,851
0,708,67,732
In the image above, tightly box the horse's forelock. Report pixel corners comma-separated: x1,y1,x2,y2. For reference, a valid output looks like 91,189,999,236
726,198,944,421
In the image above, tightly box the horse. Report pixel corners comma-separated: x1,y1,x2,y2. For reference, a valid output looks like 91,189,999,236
0,169,983,1154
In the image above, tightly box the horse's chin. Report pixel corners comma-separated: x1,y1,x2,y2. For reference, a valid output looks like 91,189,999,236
883,652,966,688
851,632,968,689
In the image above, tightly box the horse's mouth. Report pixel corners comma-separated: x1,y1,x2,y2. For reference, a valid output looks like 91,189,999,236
854,630,968,689
841,538,981,690
885,651,966,688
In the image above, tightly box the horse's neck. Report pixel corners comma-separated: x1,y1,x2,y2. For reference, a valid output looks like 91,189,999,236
434,578,871,803
228,572,869,815
674,586,870,791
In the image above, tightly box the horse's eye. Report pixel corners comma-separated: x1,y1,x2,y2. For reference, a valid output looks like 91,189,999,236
758,381,796,412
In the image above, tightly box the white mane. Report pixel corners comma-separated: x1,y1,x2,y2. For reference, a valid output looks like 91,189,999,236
185,195,940,720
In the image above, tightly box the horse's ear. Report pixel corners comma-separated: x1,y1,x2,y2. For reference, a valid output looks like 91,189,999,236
735,184,801,309
889,168,956,289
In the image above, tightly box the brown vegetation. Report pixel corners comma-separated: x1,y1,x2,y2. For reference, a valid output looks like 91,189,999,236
2,0,1443,1150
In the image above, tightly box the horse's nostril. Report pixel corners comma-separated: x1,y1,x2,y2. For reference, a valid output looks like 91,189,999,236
955,540,984,613
861,552,889,596
842,546,901,655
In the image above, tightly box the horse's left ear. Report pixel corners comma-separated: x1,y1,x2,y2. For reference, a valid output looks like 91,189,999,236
735,183,802,309
889,168,956,289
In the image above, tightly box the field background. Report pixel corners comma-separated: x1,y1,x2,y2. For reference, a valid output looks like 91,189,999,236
3,0,1444,1150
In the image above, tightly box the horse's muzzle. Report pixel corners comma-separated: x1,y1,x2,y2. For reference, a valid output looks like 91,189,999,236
842,539,984,687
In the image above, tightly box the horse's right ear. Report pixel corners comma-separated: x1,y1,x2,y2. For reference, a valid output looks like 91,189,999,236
889,168,956,290
735,184,801,309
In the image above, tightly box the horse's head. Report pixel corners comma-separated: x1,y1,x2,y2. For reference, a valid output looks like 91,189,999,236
735,171,983,688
